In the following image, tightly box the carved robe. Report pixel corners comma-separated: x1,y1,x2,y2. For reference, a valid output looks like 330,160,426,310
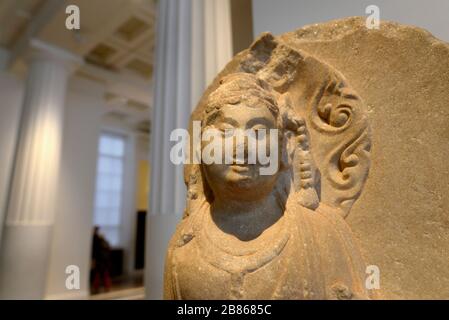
164,200,373,300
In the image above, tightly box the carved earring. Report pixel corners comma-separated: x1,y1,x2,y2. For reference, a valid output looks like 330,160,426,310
278,93,319,210
293,118,320,210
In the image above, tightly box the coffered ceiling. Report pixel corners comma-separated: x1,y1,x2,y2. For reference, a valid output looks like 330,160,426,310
0,0,156,130
39,0,155,79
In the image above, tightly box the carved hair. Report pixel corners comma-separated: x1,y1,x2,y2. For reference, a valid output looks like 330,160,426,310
204,73,279,123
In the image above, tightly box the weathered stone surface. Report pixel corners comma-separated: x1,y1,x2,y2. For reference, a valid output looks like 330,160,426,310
164,17,449,299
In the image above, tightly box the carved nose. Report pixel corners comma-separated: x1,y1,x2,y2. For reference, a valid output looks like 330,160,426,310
232,130,248,164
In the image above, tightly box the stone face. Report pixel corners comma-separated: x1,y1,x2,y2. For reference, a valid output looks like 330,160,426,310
164,17,449,299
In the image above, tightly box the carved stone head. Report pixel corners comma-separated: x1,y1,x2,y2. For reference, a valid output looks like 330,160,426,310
200,73,282,203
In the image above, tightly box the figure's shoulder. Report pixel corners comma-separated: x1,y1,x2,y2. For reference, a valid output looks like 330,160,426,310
285,202,353,241
167,215,198,253
286,200,322,223
287,201,347,223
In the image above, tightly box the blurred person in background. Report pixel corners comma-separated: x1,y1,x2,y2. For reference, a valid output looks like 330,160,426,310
91,226,112,294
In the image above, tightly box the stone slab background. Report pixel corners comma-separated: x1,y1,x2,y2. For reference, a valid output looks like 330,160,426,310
281,18,449,299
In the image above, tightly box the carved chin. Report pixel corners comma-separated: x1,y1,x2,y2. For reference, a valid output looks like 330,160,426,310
222,169,276,194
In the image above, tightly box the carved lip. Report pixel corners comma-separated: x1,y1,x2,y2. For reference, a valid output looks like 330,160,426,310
229,164,251,172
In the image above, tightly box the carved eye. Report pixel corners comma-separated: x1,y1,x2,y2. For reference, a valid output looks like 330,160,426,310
252,124,267,131
318,103,352,128
217,123,234,131
217,124,235,138
224,129,235,138
250,124,267,138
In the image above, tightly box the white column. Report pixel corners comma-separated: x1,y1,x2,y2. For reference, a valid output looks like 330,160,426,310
191,0,233,107
0,40,81,299
204,0,233,86
145,0,191,300
145,0,233,299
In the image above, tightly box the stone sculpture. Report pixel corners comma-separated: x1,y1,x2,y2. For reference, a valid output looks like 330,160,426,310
164,17,449,299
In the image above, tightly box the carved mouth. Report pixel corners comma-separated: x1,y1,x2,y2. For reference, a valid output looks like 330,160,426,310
229,164,250,172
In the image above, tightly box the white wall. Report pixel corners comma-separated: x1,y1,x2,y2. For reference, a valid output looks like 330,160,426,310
45,77,104,299
0,48,9,70
40,77,150,299
0,53,148,299
252,0,449,42
0,70,24,247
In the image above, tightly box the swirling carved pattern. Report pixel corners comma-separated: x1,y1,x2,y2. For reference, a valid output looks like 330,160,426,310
324,128,371,216
310,79,360,133
318,103,352,128
308,76,371,217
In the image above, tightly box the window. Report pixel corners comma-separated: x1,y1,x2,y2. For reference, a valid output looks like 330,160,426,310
93,132,126,246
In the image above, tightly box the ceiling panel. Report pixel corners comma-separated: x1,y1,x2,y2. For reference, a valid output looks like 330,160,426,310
0,0,45,48
37,0,155,79
1,0,155,123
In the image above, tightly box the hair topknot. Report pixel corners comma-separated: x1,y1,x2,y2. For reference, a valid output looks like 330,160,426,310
204,72,280,119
